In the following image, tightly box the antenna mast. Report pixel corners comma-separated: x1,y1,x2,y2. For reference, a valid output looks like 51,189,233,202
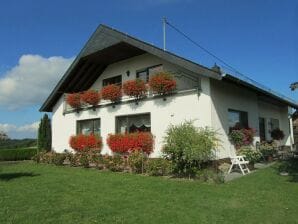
163,17,167,51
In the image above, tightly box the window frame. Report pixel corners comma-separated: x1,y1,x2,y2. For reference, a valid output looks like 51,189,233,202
102,75,122,87
115,113,151,134
76,118,101,135
228,109,249,131
136,64,163,83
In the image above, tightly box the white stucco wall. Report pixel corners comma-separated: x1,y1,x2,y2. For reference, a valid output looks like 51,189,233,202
52,53,212,157
51,52,293,159
52,87,212,157
210,79,292,158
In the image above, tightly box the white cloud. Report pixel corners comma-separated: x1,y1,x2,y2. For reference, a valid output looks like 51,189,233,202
0,54,74,110
0,121,39,139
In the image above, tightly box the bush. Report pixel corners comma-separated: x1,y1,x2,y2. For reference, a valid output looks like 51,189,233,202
66,93,81,109
103,155,125,172
259,142,277,158
107,132,154,154
0,148,38,161
123,79,147,100
128,150,147,173
163,121,218,177
271,128,285,140
81,90,101,107
146,158,172,176
101,84,122,103
78,153,90,168
238,146,262,165
51,153,67,166
69,134,102,152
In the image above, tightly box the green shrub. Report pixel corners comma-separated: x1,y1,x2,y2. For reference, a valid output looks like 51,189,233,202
163,121,218,177
238,146,262,165
51,153,66,166
128,151,147,173
259,142,277,157
146,158,172,176
0,148,38,161
79,153,89,168
89,152,104,169
103,155,125,172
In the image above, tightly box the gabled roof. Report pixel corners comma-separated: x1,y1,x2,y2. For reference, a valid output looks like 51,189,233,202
40,24,221,112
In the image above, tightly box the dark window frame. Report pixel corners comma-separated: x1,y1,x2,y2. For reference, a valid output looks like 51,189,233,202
136,64,162,83
228,109,249,131
115,113,151,134
102,75,122,87
76,118,101,135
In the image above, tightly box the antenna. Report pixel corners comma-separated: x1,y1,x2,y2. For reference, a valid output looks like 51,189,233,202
163,17,167,51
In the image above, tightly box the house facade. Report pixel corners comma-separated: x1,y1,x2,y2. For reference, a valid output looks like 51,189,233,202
40,25,298,159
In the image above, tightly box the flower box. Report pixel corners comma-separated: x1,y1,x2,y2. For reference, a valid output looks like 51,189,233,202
66,93,82,109
69,134,102,152
149,72,177,95
107,132,154,154
123,79,147,100
101,84,122,103
81,90,101,107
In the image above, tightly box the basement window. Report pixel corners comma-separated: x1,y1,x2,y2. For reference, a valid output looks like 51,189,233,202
136,64,163,83
116,113,151,134
102,75,122,86
77,118,101,135
228,109,248,131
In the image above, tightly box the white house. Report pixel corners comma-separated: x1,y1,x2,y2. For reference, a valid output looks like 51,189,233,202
40,24,298,159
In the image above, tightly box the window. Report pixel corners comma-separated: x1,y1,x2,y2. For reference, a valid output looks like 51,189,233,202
136,64,163,83
116,113,151,133
77,119,101,135
228,109,248,131
269,118,279,132
102,75,122,87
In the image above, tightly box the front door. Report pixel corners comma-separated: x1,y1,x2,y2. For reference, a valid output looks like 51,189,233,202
259,117,266,141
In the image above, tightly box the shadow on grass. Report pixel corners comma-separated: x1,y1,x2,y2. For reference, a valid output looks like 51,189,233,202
277,158,298,183
0,172,40,181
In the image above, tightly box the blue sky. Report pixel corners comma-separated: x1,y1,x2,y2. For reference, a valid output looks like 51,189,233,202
0,0,297,139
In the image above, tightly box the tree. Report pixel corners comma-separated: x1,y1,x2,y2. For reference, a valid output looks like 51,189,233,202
290,82,298,91
37,114,52,151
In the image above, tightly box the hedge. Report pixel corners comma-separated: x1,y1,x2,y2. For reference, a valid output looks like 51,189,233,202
0,148,38,161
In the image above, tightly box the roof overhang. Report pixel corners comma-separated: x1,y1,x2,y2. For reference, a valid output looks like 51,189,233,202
40,24,221,112
223,74,298,109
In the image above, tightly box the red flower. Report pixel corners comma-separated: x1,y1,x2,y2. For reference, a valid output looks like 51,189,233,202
123,79,147,99
106,132,154,154
69,134,102,152
66,93,82,109
81,90,101,106
149,72,176,95
101,84,122,103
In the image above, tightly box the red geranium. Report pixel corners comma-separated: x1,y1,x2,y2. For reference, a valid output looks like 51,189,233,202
101,84,122,103
66,93,82,109
81,90,101,106
123,79,147,99
107,132,154,154
149,72,176,95
69,134,102,152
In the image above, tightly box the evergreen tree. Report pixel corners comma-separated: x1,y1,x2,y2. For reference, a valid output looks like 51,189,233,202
37,114,52,151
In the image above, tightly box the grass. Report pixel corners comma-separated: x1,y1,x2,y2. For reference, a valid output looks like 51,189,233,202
0,162,297,224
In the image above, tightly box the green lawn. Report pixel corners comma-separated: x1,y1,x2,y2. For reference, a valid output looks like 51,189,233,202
0,162,297,224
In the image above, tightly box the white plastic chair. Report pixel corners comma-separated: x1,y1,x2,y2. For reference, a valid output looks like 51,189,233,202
228,149,250,175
